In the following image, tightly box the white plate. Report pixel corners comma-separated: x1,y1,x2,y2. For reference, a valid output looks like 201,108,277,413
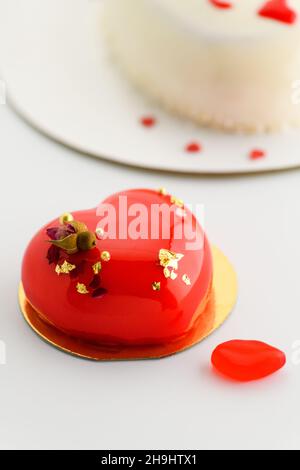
1,0,300,174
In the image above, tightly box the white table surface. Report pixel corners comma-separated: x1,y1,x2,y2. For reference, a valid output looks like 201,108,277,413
1,102,300,450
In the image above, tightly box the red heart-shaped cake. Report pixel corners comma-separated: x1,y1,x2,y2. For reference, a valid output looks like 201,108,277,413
20,188,237,360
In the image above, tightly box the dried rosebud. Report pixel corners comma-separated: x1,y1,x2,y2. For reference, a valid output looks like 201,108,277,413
69,221,88,234
76,231,97,251
49,234,78,254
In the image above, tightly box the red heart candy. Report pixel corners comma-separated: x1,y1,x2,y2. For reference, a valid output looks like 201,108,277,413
211,340,286,381
258,0,297,25
22,189,213,347
209,0,232,9
249,149,266,160
185,142,202,154
140,116,157,128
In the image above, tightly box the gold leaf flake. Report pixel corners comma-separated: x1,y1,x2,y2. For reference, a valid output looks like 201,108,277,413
55,260,76,275
92,261,102,275
170,195,184,208
158,187,167,196
182,274,191,286
168,259,182,270
76,283,89,294
163,267,171,279
159,249,176,267
101,251,111,262
152,281,161,291
163,267,177,280
55,265,61,275
159,249,184,270
159,249,183,281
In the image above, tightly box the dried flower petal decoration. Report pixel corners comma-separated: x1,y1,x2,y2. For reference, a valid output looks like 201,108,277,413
92,287,108,298
70,260,87,279
46,224,75,241
89,275,101,290
55,260,76,275
47,245,60,265
46,227,61,240
76,283,89,295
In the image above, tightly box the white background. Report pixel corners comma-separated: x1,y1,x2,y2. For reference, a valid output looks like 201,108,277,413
1,102,300,450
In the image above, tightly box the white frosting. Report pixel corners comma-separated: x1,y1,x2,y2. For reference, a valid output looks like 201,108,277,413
154,0,300,38
103,0,300,132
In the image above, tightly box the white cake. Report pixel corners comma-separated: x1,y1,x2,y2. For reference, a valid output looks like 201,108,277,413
103,0,300,133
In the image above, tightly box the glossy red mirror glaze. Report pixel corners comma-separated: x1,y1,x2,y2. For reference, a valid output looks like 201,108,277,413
22,189,213,346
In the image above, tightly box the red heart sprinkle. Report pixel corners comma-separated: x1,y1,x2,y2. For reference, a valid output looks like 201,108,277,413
140,116,157,128
249,149,266,160
258,0,297,25
185,142,202,153
209,0,232,9
211,340,286,381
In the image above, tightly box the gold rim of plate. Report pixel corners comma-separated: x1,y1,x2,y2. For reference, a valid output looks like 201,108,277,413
18,245,238,361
